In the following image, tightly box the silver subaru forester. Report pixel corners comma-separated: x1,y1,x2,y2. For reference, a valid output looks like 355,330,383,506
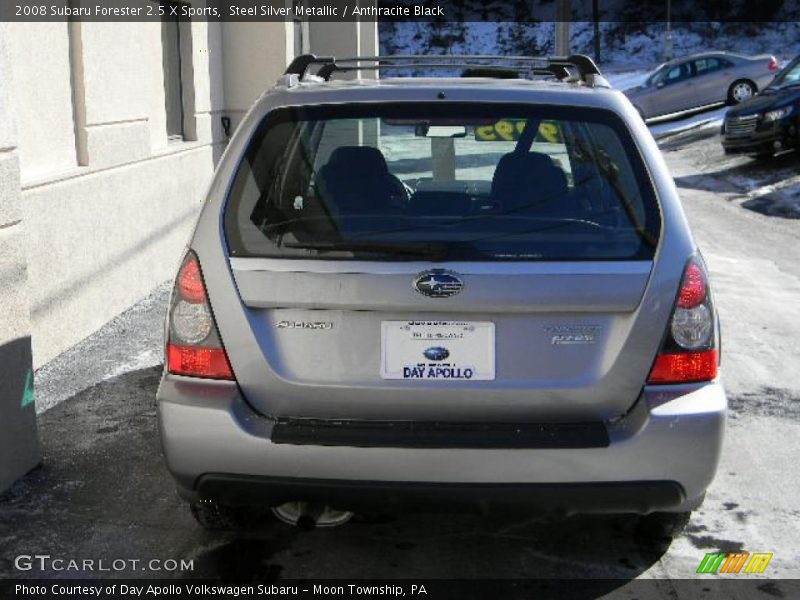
157,55,725,535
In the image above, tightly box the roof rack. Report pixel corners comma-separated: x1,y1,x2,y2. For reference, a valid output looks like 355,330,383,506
284,54,610,88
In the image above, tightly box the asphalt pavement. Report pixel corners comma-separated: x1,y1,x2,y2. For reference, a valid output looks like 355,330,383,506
1,121,799,596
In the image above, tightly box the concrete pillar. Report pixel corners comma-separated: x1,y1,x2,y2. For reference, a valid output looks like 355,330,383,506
0,23,40,494
308,20,361,78
220,21,294,130
555,0,571,55
308,17,380,147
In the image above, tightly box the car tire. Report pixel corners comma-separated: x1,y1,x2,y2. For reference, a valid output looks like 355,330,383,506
635,511,692,541
190,501,252,531
728,80,756,104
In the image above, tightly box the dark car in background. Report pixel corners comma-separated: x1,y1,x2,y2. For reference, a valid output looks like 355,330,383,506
625,51,778,120
722,55,800,157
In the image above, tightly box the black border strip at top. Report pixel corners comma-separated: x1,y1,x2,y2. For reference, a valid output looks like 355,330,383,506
4,0,800,22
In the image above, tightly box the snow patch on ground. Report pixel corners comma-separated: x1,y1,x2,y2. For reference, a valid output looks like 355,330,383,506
648,107,727,138
34,282,170,413
604,70,649,91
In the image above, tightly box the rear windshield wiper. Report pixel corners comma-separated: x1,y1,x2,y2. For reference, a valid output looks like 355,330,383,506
591,151,658,249
282,240,451,259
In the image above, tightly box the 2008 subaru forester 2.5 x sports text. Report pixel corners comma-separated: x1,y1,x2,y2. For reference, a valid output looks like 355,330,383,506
157,54,725,536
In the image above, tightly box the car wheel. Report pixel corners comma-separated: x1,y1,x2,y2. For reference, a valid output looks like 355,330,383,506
728,80,756,104
635,511,692,542
190,501,255,531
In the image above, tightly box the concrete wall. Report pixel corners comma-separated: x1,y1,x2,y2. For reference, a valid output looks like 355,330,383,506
0,23,40,493
309,19,379,77
22,148,214,367
0,12,376,493
6,18,227,368
2,17,375,372
221,22,294,130
9,23,77,181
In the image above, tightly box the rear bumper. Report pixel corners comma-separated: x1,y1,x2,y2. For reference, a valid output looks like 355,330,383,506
196,475,685,514
157,376,726,515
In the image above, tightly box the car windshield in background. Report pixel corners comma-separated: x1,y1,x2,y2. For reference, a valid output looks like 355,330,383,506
768,60,800,88
646,65,668,86
224,103,660,261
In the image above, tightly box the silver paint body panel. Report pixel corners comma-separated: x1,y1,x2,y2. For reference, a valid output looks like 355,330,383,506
157,75,726,513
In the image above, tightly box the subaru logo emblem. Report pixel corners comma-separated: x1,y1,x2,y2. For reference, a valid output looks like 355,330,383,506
413,269,464,298
423,346,450,361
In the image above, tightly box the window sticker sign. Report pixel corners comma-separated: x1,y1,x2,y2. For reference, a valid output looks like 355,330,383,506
475,119,563,143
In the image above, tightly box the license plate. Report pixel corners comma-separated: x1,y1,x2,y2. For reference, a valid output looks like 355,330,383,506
381,321,495,381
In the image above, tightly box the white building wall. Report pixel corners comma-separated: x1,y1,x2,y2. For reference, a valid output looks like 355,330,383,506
7,18,226,367
22,147,214,366
0,22,40,492
221,21,294,129
0,23,27,350
77,22,167,168
8,23,77,182
191,21,227,144
1,17,374,369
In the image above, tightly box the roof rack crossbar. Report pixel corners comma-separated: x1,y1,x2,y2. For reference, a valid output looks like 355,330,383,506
316,63,570,81
285,54,334,77
284,53,606,86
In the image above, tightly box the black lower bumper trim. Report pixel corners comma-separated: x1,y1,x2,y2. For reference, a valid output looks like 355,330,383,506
271,419,609,449
196,475,686,515
722,132,794,154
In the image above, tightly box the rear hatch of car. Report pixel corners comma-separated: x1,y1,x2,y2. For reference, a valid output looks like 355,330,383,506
216,100,665,423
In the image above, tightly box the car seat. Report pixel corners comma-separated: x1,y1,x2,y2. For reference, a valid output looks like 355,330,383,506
491,151,573,216
314,146,405,218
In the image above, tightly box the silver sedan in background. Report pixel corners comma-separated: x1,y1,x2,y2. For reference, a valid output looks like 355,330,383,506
625,51,778,120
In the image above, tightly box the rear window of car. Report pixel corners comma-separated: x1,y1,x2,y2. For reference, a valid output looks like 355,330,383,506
224,103,660,261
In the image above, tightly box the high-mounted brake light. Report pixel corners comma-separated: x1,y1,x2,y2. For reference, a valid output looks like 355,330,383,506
647,257,718,384
166,252,234,380
768,56,779,71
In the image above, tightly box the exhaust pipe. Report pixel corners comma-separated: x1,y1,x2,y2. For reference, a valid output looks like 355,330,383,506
272,501,354,528
296,503,325,531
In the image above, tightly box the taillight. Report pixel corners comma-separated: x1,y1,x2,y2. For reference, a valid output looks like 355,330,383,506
177,257,206,304
166,251,234,380
768,56,779,71
647,257,718,384
676,262,706,309
648,350,718,384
